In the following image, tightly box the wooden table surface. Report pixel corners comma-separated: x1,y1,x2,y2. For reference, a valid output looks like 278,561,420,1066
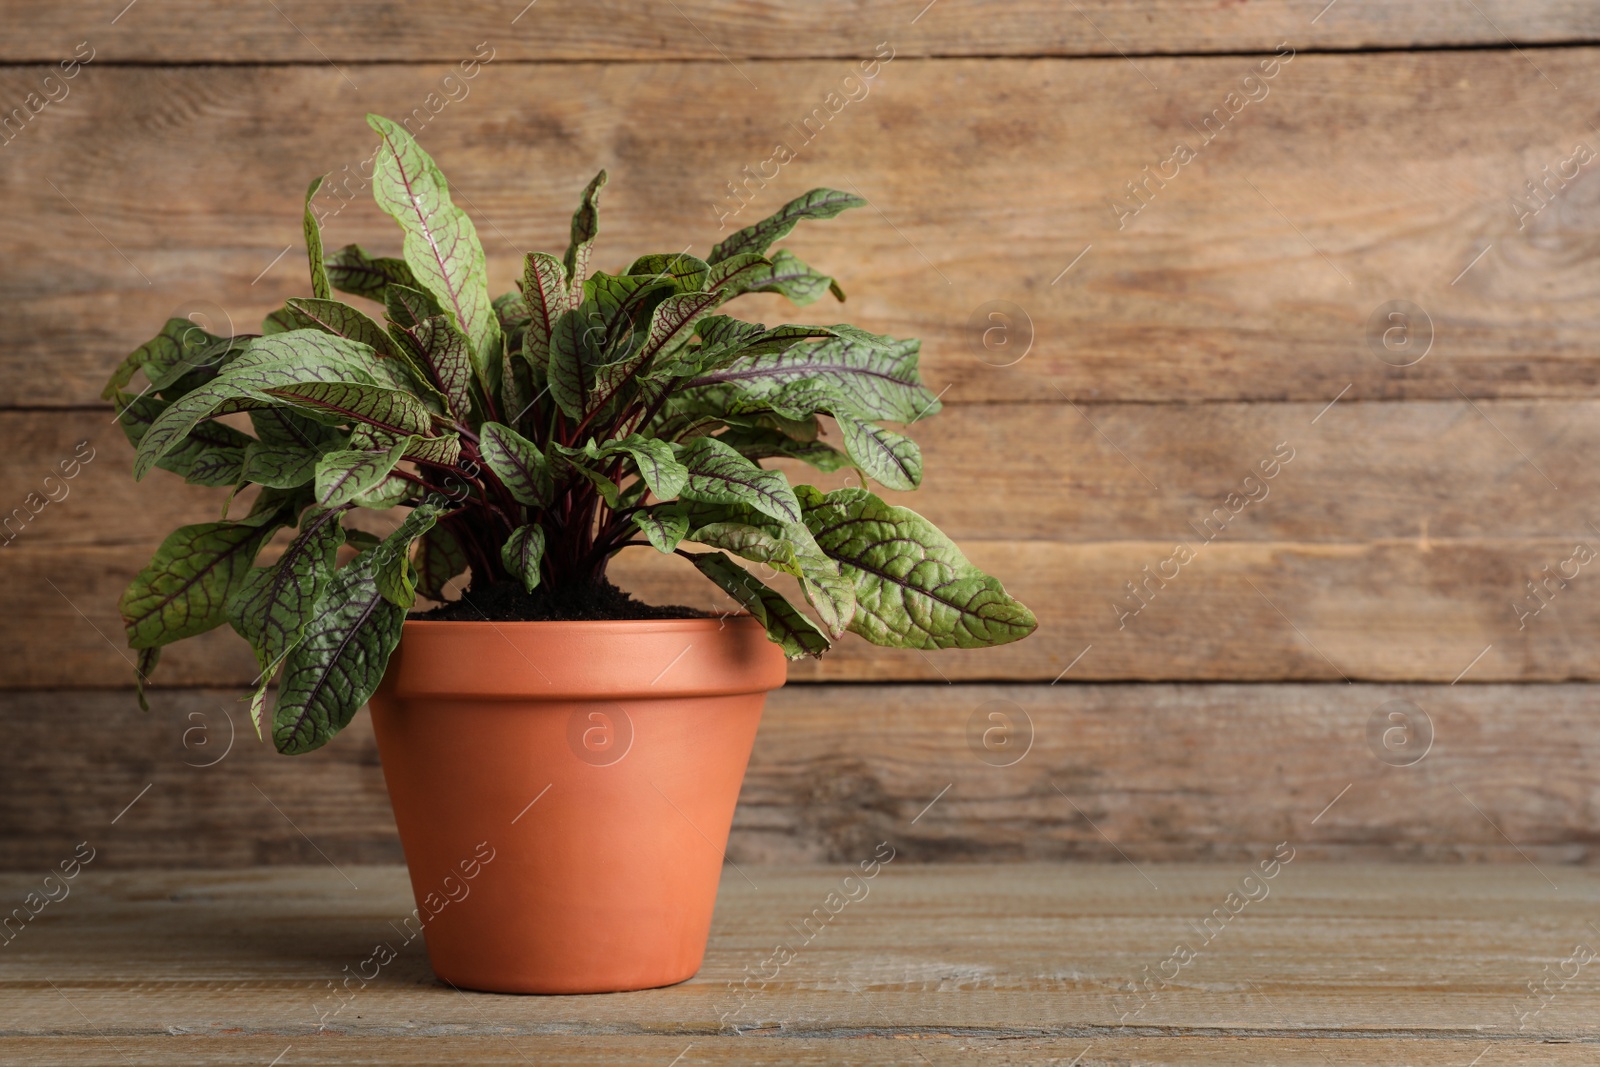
4,863,1599,1065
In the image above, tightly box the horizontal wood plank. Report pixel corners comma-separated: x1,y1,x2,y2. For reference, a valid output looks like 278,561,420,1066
7,396,1599,687
2,53,1599,406
6,1036,1598,1067
2,864,1598,1057
4,684,1597,870
3,2,1598,63
11,397,1595,549
1,533,1588,686
9,534,1597,685
5,1037,1596,1067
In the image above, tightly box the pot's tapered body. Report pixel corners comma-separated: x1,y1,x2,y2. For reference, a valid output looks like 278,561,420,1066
368,616,785,994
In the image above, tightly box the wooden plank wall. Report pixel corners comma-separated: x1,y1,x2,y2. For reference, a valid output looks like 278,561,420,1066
3,1,1600,868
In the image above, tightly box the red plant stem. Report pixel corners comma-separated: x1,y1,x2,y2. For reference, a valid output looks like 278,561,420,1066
413,457,519,534
477,380,501,426
624,379,681,442
444,513,499,585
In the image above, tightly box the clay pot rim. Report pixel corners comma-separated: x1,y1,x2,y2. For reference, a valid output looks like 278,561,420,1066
380,612,785,700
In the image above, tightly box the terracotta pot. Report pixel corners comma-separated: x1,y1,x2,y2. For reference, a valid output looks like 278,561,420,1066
367,616,786,994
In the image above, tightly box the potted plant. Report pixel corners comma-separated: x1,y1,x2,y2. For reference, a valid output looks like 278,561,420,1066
106,114,1036,994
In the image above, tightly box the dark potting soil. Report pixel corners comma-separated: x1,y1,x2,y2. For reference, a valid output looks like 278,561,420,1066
409,577,712,623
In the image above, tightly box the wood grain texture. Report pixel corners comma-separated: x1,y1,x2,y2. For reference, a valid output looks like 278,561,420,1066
0,535,1580,686
2,52,1599,407
3,1,1598,62
11,535,1598,686
8,398,1600,687
4,685,1597,870
2,864,1598,1060
13,397,1600,549
8,1037,1600,1067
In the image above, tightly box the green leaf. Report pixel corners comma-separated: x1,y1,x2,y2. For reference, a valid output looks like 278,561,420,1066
651,407,726,445
707,249,842,305
133,330,426,478
688,334,938,424
648,320,835,385
134,647,160,712
375,552,417,608
273,379,435,435
262,307,300,335
252,407,343,450
501,346,534,431
709,187,866,264
326,243,418,303
314,436,411,508
583,272,678,358
267,377,432,431
717,424,852,472
355,472,416,510
561,456,622,508
103,318,182,399
249,484,315,523
165,439,248,488
547,305,598,419
390,311,475,421
133,390,268,480
834,412,922,491
342,527,382,553
723,247,844,303
349,424,461,467
696,316,839,359
366,114,500,393
414,526,468,600
563,169,607,305
271,551,404,754
686,512,854,638
689,551,829,659
120,517,283,650
584,291,726,421
572,287,704,419
632,504,689,553
270,503,442,753
800,487,1037,649
240,329,415,388
226,506,345,676
494,289,531,334
384,282,443,330
519,251,570,364
238,409,344,489
725,409,819,441
502,524,546,593
103,318,244,400
303,175,331,300
153,337,254,399
241,442,321,490
247,680,269,740
283,297,398,358
373,504,442,608
624,290,728,378
115,393,255,487
592,434,688,500
703,253,768,292
479,421,553,507
676,435,800,523
627,252,710,292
